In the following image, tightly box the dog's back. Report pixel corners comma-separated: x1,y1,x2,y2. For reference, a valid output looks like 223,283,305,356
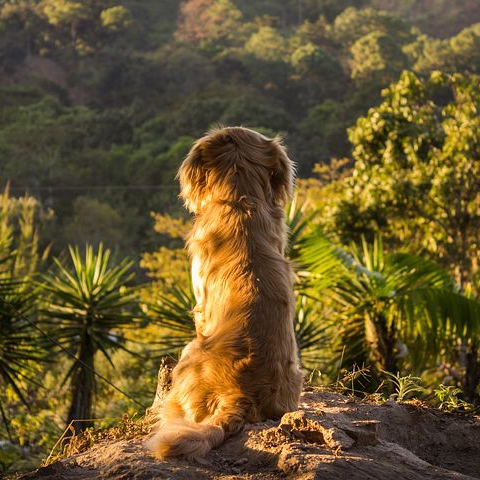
147,127,303,460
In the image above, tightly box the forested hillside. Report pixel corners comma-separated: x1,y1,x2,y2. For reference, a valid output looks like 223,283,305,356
2,0,480,255
2,1,480,476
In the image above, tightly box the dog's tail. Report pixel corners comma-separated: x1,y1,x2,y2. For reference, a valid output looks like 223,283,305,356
146,417,226,461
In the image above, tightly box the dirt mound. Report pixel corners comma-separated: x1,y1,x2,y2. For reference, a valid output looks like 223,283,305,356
19,390,480,480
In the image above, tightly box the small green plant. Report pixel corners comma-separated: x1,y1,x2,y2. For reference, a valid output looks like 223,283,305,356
434,385,475,412
384,371,423,402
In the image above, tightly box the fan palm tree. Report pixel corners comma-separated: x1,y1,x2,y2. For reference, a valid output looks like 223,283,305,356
298,233,480,382
39,244,139,433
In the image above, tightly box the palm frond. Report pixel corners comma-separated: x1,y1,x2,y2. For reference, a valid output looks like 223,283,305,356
38,243,140,378
295,295,329,369
146,283,196,355
0,274,42,406
286,196,315,261
298,232,480,379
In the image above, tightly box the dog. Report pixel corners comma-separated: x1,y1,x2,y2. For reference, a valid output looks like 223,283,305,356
147,126,303,460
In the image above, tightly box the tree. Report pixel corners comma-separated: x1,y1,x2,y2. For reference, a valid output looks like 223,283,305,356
175,0,214,44
39,244,139,432
406,35,454,74
0,185,51,279
244,25,286,62
340,71,480,289
289,16,332,50
38,0,127,55
201,0,245,49
61,197,128,252
450,23,480,72
0,0,45,65
175,0,245,49
349,30,409,82
332,7,414,48
100,5,132,32
409,24,480,74
290,42,345,107
39,0,89,50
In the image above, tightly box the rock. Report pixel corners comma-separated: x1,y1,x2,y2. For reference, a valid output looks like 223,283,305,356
18,390,480,480
344,420,379,446
279,410,356,450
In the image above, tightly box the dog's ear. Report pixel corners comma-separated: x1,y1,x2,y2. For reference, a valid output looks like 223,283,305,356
177,140,207,213
270,138,294,206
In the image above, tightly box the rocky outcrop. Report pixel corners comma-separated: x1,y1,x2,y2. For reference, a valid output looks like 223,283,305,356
20,390,480,480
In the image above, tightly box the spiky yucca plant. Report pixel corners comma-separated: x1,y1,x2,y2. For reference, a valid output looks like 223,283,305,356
39,244,138,432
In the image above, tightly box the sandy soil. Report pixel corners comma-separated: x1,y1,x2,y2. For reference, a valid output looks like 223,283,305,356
18,389,480,480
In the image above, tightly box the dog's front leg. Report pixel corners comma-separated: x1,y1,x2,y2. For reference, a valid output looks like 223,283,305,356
193,303,206,334
191,254,207,335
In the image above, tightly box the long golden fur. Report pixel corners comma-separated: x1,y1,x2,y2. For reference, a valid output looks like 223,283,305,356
147,126,303,460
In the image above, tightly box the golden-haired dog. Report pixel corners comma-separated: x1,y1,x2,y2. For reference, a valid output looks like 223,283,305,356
147,126,303,460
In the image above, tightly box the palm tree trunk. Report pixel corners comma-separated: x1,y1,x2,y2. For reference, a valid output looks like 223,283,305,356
66,335,96,434
376,314,398,375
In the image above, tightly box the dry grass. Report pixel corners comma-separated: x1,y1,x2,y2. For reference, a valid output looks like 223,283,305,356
43,414,150,466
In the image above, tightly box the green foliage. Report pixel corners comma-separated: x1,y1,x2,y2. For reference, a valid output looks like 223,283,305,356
2,1,480,255
0,187,53,453
61,197,129,251
299,234,480,381
339,71,480,287
434,384,475,412
100,6,132,32
38,244,139,432
0,441,23,474
350,30,408,81
294,295,329,369
40,0,88,27
201,0,245,49
245,26,286,62
0,274,40,408
383,371,423,401
2,1,480,473
332,7,415,47
0,186,50,278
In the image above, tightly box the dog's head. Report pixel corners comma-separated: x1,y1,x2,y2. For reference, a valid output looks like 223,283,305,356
178,126,294,213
